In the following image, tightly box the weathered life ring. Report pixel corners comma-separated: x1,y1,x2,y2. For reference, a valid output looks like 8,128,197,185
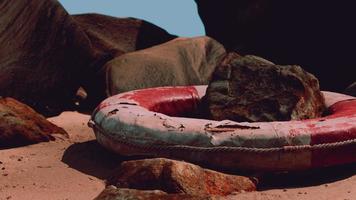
88,85,356,171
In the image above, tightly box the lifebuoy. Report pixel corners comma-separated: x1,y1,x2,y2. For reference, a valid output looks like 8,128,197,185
89,85,356,171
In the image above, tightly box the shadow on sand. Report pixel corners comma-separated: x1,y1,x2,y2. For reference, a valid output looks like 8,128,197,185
62,140,356,190
257,162,356,190
61,140,149,180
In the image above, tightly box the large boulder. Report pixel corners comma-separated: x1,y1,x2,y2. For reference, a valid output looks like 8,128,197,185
203,52,326,122
344,82,356,97
0,1,177,115
108,158,256,196
105,36,226,95
0,97,68,148
195,0,356,92
73,14,177,57
0,0,100,116
72,14,177,107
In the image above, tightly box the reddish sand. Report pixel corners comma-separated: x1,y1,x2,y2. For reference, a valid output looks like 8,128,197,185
0,111,355,200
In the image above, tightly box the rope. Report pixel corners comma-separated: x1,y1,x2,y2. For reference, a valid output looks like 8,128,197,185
88,120,356,154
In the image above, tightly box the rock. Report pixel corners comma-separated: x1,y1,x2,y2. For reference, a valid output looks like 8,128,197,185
0,97,68,148
108,158,256,196
203,52,326,122
94,186,212,200
72,14,177,107
344,82,356,97
195,0,355,92
0,0,101,116
105,36,226,95
73,13,177,57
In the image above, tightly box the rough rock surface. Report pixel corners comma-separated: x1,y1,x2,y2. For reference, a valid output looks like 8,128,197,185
108,158,256,196
344,82,356,97
203,52,326,122
94,186,212,200
0,0,100,116
195,0,355,92
72,14,176,107
0,2,177,115
73,13,176,57
105,36,226,95
0,97,68,148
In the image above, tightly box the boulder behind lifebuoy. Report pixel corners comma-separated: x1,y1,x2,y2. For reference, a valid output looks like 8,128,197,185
89,86,356,171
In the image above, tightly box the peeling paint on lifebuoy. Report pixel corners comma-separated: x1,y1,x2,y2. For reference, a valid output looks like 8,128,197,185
89,86,356,171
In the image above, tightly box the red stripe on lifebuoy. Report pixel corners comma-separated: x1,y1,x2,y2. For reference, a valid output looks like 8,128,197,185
120,86,200,116
312,142,356,168
310,100,356,145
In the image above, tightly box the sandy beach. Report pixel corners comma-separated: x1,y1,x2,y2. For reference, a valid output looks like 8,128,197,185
0,111,355,200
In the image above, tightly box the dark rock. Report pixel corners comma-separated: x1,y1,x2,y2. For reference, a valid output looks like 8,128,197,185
344,82,356,97
0,0,100,116
195,0,355,92
72,14,177,108
204,52,326,122
94,186,212,200
108,158,256,196
105,37,226,95
73,13,177,57
0,97,68,148
0,1,177,115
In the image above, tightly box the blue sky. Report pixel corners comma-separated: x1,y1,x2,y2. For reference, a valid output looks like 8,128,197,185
58,0,205,37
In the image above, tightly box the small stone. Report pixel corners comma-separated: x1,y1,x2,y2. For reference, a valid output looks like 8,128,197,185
108,158,256,196
203,53,326,122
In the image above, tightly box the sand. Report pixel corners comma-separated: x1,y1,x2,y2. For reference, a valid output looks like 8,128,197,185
0,111,355,200
0,112,110,200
